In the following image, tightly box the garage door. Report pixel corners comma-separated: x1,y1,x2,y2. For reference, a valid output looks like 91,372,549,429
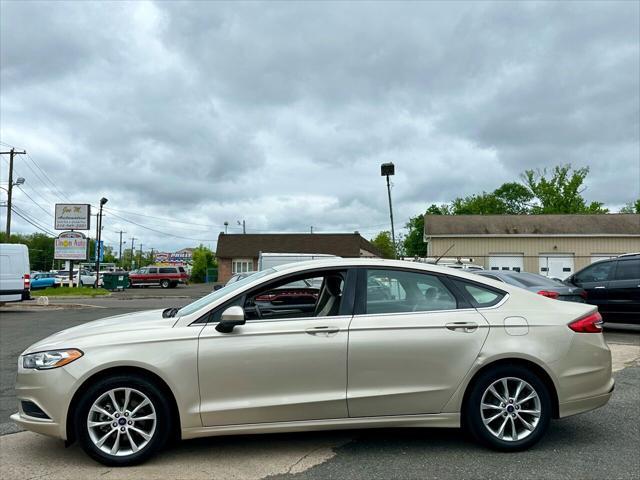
539,253,574,280
488,254,524,272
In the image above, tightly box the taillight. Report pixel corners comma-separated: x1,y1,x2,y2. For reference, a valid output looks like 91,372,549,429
568,312,603,333
537,290,559,299
23,273,30,290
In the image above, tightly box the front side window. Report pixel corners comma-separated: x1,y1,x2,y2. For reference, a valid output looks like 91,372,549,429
243,270,345,320
574,262,614,283
232,259,254,274
365,269,457,315
614,259,640,281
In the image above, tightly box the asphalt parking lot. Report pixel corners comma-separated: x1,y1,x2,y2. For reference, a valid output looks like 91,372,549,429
0,287,638,479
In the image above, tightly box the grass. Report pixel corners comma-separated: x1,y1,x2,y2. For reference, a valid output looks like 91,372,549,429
31,286,111,297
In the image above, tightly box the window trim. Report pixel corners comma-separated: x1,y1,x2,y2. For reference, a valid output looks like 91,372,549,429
232,258,255,274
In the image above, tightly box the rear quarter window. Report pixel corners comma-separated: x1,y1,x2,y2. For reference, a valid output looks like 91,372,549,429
614,259,640,281
453,279,506,308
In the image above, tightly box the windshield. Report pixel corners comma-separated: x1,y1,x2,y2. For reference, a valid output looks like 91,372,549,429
178,268,275,317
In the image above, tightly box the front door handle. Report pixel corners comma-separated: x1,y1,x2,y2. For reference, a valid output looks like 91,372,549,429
594,285,606,289
446,322,478,333
306,326,340,336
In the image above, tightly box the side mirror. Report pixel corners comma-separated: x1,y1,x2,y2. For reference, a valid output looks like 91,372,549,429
215,306,246,333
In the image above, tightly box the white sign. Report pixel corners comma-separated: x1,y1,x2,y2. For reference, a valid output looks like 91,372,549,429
55,204,91,230
54,231,88,260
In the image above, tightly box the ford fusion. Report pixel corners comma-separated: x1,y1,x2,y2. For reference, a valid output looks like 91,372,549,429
13,259,613,466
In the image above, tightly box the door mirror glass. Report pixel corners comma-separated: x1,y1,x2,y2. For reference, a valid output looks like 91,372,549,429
216,306,246,333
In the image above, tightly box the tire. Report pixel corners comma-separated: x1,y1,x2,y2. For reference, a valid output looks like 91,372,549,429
74,374,172,466
464,364,551,451
160,279,170,289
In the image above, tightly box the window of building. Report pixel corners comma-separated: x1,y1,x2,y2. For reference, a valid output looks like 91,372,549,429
232,259,254,274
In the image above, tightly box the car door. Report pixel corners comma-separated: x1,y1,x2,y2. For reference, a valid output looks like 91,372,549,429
607,258,640,321
197,268,355,426
569,261,615,313
347,268,490,417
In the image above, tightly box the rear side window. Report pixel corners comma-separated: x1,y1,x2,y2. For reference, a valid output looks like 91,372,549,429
614,259,640,281
453,280,505,308
148,268,158,274
159,267,176,274
365,269,457,314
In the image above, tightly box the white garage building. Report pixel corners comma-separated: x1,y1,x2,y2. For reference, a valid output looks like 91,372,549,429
423,214,640,279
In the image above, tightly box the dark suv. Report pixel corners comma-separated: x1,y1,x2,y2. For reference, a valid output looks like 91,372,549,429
565,254,640,323
128,266,189,289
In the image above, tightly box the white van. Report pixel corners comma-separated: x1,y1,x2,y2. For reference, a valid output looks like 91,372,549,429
0,243,31,304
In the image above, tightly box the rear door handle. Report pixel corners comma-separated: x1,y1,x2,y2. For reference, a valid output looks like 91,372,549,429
306,326,340,336
446,322,478,333
594,286,606,289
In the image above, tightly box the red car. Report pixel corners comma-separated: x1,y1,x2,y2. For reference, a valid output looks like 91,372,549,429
128,266,188,289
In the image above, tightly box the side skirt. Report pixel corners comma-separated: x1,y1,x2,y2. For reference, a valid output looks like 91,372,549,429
182,413,460,440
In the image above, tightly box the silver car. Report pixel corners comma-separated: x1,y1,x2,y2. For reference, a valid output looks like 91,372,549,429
12,258,613,466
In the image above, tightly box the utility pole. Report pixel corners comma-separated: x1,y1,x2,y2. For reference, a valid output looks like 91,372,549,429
138,243,143,266
94,197,108,286
224,221,228,234
381,162,396,258
310,226,314,234
1,148,27,238
117,230,126,264
237,220,246,234
130,237,136,270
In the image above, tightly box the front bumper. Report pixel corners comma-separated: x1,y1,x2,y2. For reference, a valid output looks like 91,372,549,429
10,411,62,438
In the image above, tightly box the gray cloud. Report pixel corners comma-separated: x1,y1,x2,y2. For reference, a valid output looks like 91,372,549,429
1,0,638,252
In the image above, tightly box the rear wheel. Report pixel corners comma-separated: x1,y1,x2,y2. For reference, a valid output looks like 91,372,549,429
465,365,551,451
160,279,170,289
74,375,172,466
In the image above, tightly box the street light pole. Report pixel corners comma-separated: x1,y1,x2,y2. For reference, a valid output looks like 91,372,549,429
94,197,108,286
381,162,396,258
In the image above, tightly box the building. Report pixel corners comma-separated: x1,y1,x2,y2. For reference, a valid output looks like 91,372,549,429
216,233,381,282
423,214,640,278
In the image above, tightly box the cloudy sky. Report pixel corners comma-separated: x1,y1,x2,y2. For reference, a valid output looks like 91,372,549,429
1,0,639,253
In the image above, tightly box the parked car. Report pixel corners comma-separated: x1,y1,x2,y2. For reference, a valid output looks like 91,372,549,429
128,266,188,288
0,243,30,303
55,270,101,287
13,258,613,466
475,270,586,302
564,253,640,323
30,272,61,290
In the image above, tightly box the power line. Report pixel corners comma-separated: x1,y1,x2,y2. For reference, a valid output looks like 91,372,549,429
15,186,53,217
25,152,72,202
105,209,219,243
102,206,241,230
9,205,56,236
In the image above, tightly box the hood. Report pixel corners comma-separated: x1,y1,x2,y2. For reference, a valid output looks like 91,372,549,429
24,309,176,354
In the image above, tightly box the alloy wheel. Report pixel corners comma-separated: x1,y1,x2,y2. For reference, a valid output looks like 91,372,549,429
86,387,157,456
480,377,541,442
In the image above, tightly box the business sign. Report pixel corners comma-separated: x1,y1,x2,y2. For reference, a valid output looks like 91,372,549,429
54,231,88,260
154,249,193,264
55,204,91,230
94,240,104,262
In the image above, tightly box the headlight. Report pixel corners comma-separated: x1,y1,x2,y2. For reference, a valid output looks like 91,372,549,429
22,349,83,370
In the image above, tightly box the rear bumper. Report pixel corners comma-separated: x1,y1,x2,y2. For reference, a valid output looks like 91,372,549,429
558,381,614,418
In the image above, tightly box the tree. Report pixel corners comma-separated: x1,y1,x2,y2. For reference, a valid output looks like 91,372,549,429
522,164,608,214
620,200,640,214
190,244,216,283
370,231,396,259
493,182,534,214
403,215,428,257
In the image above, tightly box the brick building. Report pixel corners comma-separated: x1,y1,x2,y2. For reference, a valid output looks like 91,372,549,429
216,233,381,283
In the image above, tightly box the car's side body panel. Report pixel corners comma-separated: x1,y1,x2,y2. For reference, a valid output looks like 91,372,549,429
198,315,351,426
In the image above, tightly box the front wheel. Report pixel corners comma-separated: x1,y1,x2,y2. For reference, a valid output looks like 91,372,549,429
465,365,551,451
74,375,172,466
